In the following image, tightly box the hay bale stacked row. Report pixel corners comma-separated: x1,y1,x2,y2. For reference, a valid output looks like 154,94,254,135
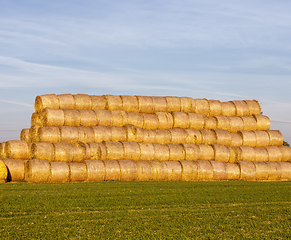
0,94,291,182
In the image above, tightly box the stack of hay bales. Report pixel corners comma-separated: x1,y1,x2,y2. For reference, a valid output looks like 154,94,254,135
1,94,291,182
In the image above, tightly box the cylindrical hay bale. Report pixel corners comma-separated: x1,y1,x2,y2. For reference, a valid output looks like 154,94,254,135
185,129,202,144
267,162,281,180
0,160,7,182
196,160,213,180
230,133,243,147
142,113,159,130
239,131,257,147
189,113,205,129
80,110,97,127
49,162,70,182
127,112,144,128
156,129,172,144
63,109,81,127
25,159,51,182
143,130,157,144
139,143,155,161
238,161,256,181
212,144,230,163
112,110,128,127
103,160,120,181
122,142,141,161
169,129,188,144
193,99,209,116
88,142,106,160
230,101,249,117
73,94,92,110
69,162,87,182
124,125,143,143
265,130,283,146
165,96,181,112
214,116,231,131
91,95,107,110
265,146,283,162
229,117,244,133
37,127,61,143
240,116,257,131
118,160,137,181
53,142,74,162
238,146,256,161
228,147,237,163
136,96,154,114
156,112,174,129
84,159,105,182
213,129,232,146
77,127,95,143
35,94,60,112
91,126,112,143
153,144,170,161
103,95,123,111
253,131,270,147
203,117,217,130
151,161,167,180
20,128,30,142
1,159,25,181
180,160,198,180
167,144,185,161
31,112,41,126
200,129,216,145
171,111,189,129
73,142,90,162
254,147,269,162
111,126,127,142
182,143,199,161
278,162,291,180
198,145,215,160
221,102,236,117
59,126,79,143
30,142,54,161
253,115,271,131
29,124,40,143
180,97,194,113
225,163,240,180
210,161,227,180
244,100,261,116
41,109,64,127
5,140,29,160
253,162,268,180
136,161,153,181
105,141,124,160
164,161,182,180
94,110,113,126
153,96,167,112
279,146,291,162
208,100,222,117
58,94,75,109
121,95,139,112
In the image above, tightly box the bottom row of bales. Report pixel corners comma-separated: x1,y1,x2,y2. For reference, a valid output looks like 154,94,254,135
1,159,291,183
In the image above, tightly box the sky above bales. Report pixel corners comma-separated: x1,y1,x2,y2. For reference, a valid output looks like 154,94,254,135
1,0,291,143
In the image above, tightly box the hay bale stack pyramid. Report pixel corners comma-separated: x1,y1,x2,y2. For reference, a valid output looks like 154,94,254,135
1,94,291,182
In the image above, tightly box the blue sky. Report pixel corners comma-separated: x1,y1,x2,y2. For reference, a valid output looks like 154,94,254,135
1,0,291,143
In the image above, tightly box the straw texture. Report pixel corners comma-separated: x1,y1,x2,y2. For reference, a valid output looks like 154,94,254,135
156,112,174,129
121,95,139,112
279,162,291,180
193,99,209,116
188,113,204,129
164,161,182,180
153,144,170,161
122,141,141,161
166,96,181,112
151,161,167,180
20,128,30,142
104,95,123,111
208,100,222,116
142,113,159,130
30,142,54,161
73,94,92,110
80,110,97,127
5,140,29,160
210,161,227,180
94,110,113,126
58,94,75,109
69,162,87,182
253,162,268,180
137,96,154,113
91,95,107,110
152,97,167,112
25,159,51,182
0,160,7,182
103,160,121,181
2,158,25,181
37,127,61,143
244,100,261,115
180,160,198,180
136,161,153,180
221,102,236,117
91,126,112,143
172,111,189,128
49,162,70,182
35,94,59,112
182,143,199,160
118,160,137,181
226,163,240,180
253,115,271,131
84,159,105,181
196,160,213,180
238,161,256,180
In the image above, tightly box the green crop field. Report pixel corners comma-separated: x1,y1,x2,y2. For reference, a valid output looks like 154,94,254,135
0,181,290,239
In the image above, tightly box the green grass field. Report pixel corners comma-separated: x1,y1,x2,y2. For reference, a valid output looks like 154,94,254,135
0,181,290,239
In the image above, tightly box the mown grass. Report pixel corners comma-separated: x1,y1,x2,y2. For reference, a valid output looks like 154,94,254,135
0,181,290,239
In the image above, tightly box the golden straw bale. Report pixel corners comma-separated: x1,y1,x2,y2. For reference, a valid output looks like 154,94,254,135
193,99,209,116
25,159,51,182
238,161,256,181
73,142,90,162
29,124,40,143
49,162,70,182
254,147,269,162
180,97,194,113
180,160,198,180
200,129,216,145
91,95,107,110
84,159,105,182
244,100,261,116
103,95,123,111
167,144,185,161
127,112,144,128
53,142,74,162
0,142,6,159
124,125,143,142
212,144,230,163
238,131,257,147
63,109,81,127
278,162,291,180
103,160,121,181
226,162,240,180
105,141,124,160
156,129,172,144
204,117,217,130
221,102,236,117
152,96,167,112
111,126,127,142
229,117,244,133
41,109,64,127
238,146,256,161
198,145,215,160
253,131,270,147
143,129,157,144
59,126,79,143
213,129,232,146
91,126,111,143
139,143,155,161
5,140,29,160
266,162,281,180
112,110,128,127
121,95,139,112
214,116,231,131
185,129,202,144
0,160,7,182
1,159,25,181
188,113,205,130
153,144,170,161
279,146,291,162
196,160,213,180
210,161,227,180
88,142,106,160
37,127,61,143
265,130,283,146
253,162,268,180
77,127,95,143
181,143,199,160
240,116,257,131
228,147,237,163
20,128,30,142
80,110,97,127
151,161,167,180
230,133,243,147
172,112,189,129
94,109,113,126
35,94,59,112
164,161,182,180
118,160,137,181
136,161,153,180
31,112,41,126
30,142,54,161
265,146,283,162
253,115,271,131
208,100,222,117
122,142,141,161
58,94,75,109
165,96,181,112
169,128,188,144
136,96,154,113
156,112,174,129
69,162,87,182
230,100,249,117
73,94,92,110
142,113,159,130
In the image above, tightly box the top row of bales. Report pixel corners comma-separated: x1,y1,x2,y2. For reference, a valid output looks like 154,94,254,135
35,94,261,117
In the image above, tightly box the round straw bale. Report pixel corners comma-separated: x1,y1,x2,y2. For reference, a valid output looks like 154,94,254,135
213,129,232,146
165,96,181,112
84,159,105,182
73,94,92,110
153,144,170,161
193,99,209,116
88,142,106,160
185,129,202,144
203,117,217,130
229,117,244,133
91,95,107,110
53,142,74,162
253,162,268,180
143,130,157,144
244,100,261,116
118,160,137,181
171,112,189,129
221,102,236,117
212,144,230,163
214,116,231,131
228,147,237,163
253,115,271,131
238,131,257,147
265,146,283,162
198,145,215,160
37,127,60,143
254,147,269,162
196,160,213,180
208,100,222,116
279,146,291,162
58,94,75,109
77,127,95,143
35,94,59,112
136,161,153,180
40,109,64,127
5,140,29,160
59,126,79,143
0,160,7,182
180,160,198,180
127,112,144,128
1,158,24,181
80,110,97,127
69,162,87,182
180,97,194,113
105,141,124,160
112,110,128,127
200,129,216,145
266,162,281,180
152,96,168,113
230,101,249,117
25,159,51,182
31,112,41,126
230,133,243,147
238,161,256,181
164,161,182,180
139,143,155,161
49,161,70,182
169,129,188,144
63,109,81,127
142,113,159,130
29,124,40,143
182,143,199,161
30,142,54,161
253,131,270,147
136,96,154,113
225,162,240,180
20,128,30,142
156,129,172,144
124,125,143,143
73,142,90,162
122,142,141,161
238,146,256,161
94,110,113,126
0,142,6,159
167,144,185,161
210,161,227,180
240,116,257,131
103,160,120,181
91,126,112,143
265,130,283,146
111,126,127,142
151,161,167,180
121,95,139,112
156,112,174,129
103,95,123,111
278,162,291,180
